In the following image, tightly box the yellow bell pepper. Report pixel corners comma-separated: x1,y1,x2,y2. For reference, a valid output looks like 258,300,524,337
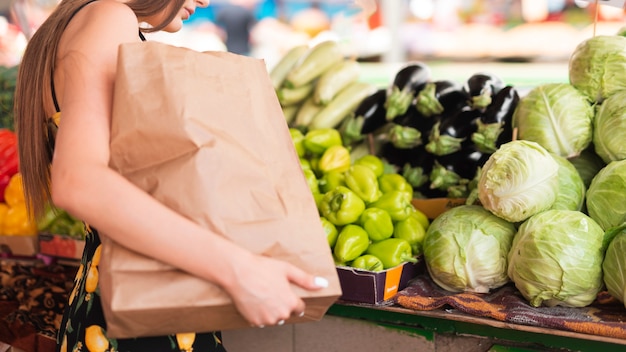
4,173,25,207
2,203,37,236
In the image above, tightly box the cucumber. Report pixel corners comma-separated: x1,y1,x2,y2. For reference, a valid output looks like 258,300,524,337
269,45,309,90
277,83,314,107
285,40,344,89
314,60,361,106
282,104,300,125
294,95,323,128
309,81,377,130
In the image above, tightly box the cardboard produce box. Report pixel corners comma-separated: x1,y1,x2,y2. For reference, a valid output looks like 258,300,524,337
0,235,38,257
412,198,467,220
38,233,85,260
336,260,424,305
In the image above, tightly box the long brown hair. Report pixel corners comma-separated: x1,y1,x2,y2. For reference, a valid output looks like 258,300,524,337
14,0,185,219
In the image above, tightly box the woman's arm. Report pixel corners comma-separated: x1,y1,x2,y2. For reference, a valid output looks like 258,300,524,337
50,1,324,327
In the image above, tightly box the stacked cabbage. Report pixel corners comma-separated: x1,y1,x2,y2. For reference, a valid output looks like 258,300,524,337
423,34,626,309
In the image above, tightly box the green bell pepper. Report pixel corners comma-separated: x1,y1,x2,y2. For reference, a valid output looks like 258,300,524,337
351,254,384,272
409,208,430,230
344,164,382,203
290,128,306,158
318,169,346,194
299,158,312,171
353,154,385,178
393,215,426,256
333,224,370,263
358,207,394,242
320,216,339,248
303,128,343,155
368,190,414,222
303,168,320,195
366,238,417,269
378,173,413,200
319,186,365,226
318,145,351,175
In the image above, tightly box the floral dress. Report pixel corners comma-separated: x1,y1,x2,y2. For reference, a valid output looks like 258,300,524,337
56,226,227,352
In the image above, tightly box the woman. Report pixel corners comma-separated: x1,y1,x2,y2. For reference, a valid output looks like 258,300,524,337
14,0,327,351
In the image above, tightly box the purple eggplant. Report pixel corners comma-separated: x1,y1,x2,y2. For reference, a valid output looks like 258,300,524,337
471,85,519,153
429,144,490,195
414,80,469,118
357,88,388,134
425,108,480,156
385,62,431,120
463,72,505,110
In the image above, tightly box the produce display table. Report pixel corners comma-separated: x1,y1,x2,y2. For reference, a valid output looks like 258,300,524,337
2,256,626,352
0,258,75,352
328,272,626,352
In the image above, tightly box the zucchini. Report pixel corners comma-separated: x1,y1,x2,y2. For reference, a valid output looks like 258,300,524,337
269,45,309,90
285,40,344,89
314,59,361,106
294,95,323,128
282,104,300,125
277,83,314,107
309,81,377,130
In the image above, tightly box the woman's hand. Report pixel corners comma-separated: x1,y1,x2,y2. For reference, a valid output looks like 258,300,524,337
223,252,328,328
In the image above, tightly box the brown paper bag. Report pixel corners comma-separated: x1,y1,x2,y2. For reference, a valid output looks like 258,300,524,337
99,41,341,339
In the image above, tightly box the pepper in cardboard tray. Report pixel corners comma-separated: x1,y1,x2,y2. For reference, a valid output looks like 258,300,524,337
333,224,369,263
319,186,365,226
344,164,381,203
366,238,417,270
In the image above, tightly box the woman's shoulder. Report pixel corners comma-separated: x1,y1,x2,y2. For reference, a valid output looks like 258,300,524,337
79,0,138,29
61,0,141,50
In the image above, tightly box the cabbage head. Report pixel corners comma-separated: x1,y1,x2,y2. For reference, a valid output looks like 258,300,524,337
512,83,593,158
603,224,626,306
478,140,559,223
593,89,626,164
550,153,585,211
586,159,626,230
423,205,516,293
569,35,626,103
508,209,605,308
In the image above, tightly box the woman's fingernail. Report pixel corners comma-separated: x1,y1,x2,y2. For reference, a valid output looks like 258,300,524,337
314,276,329,288
298,311,305,317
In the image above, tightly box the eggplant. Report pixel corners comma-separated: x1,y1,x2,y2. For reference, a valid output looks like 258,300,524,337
429,144,490,195
425,108,480,156
471,85,519,153
358,88,388,134
414,80,469,117
385,62,431,120
463,72,505,110
390,105,437,147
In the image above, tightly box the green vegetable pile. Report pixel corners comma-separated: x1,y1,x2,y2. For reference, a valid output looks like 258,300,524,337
290,127,429,272
0,65,18,131
418,32,626,309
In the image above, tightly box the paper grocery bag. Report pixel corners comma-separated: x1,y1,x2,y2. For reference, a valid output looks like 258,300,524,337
99,41,341,339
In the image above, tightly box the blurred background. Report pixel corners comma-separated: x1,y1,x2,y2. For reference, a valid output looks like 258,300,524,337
1,0,625,84
3,1,626,62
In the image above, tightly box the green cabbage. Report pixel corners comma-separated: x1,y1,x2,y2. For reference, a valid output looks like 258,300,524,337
423,205,516,293
478,140,559,223
508,210,605,308
586,159,626,230
603,224,626,306
593,89,626,164
550,153,585,212
512,83,593,158
569,35,626,103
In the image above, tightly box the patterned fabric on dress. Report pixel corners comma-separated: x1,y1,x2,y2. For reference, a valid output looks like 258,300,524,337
56,226,228,352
